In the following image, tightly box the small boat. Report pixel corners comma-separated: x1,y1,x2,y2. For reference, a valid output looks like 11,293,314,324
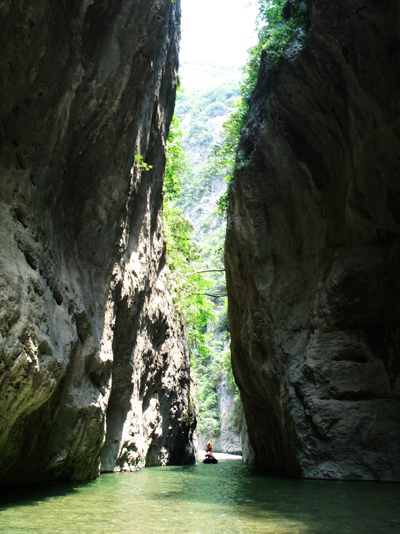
203,457,218,464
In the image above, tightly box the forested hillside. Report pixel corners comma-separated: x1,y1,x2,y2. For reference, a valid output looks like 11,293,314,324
163,64,243,448
163,1,310,452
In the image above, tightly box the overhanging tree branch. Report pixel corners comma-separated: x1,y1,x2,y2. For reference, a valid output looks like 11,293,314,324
183,289,227,298
185,268,225,277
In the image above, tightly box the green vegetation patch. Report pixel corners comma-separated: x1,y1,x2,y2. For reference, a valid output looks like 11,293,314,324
217,0,309,215
163,0,308,440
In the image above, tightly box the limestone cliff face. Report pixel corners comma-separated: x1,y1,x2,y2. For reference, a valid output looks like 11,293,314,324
0,0,195,489
216,380,242,455
197,377,242,455
226,0,400,480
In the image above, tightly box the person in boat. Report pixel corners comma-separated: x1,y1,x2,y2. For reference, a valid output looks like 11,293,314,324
203,441,218,463
205,441,215,460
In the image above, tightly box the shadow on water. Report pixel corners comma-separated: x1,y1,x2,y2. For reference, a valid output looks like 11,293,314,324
0,479,93,510
1,461,400,533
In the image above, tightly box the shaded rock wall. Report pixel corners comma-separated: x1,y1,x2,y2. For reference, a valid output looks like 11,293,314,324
226,0,400,480
0,0,195,489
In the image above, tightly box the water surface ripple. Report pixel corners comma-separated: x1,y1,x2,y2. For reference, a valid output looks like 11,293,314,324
1,461,399,533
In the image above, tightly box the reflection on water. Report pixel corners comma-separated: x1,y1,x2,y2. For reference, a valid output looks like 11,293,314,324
1,461,400,533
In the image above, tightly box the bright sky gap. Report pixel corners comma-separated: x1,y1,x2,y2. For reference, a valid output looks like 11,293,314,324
179,0,259,67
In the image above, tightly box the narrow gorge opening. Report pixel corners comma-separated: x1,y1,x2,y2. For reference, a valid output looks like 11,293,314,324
162,0,259,457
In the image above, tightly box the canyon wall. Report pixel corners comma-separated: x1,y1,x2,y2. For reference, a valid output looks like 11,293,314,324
226,0,400,480
0,0,195,489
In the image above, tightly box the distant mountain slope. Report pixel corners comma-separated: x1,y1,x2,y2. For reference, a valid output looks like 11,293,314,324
172,63,244,451
178,61,240,90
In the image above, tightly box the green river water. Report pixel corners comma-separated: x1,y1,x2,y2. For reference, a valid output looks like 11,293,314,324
1,460,399,533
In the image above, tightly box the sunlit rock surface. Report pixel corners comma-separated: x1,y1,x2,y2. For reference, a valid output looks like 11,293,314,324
0,0,195,489
197,377,242,455
216,379,242,455
226,0,400,480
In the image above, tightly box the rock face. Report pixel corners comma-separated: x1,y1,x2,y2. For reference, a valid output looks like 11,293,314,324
0,0,195,489
198,377,242,454
226,0,400,480
216,379,242,454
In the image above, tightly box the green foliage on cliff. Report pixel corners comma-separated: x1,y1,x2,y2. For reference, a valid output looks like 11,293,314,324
214,105,247,217
163,125,215,355
164,116,188,201
165,2,310,440
175,80,239,158
164,2,309,443
215,0,308,216
172,80,248,439
242,0,308,100
164,193,221,438
134,154,153,171
165,81,240,438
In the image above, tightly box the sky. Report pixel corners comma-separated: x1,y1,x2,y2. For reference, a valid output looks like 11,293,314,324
179,0,259,67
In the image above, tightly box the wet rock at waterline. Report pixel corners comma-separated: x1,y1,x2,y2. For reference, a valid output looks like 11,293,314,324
0,0,195,488
226,0,400,480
